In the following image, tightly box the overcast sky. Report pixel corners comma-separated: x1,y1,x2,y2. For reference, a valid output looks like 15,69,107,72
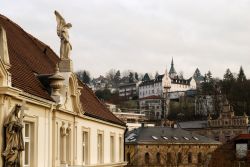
1,0,250,78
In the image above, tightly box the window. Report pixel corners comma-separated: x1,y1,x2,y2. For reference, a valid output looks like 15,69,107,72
177,152,182,164
225,135,231,142
167,152,171,163
23,122,34,167
24,123,31,167
145,153,150,164
198,152,202,163
188,152,192,163
156,152,161,164
127,153,131,164
97,132,104,163
110,135,115,162
82,131,89,165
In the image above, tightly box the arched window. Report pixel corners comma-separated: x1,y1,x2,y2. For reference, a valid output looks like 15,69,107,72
167,152,171,163
198,152,202,163
177,152,182,164
156,152,161,164
127,153,131,164
188,152,192,163
145,152,150,164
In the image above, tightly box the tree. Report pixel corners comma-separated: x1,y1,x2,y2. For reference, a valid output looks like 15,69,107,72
207,71,213,83
134,72,139,81
178,71,184,79
223,68,234,81
237,66,246,82
222,68,235,97
106,69,116,85
114,70,121,87
129,72,134,83
95,88,112,101
76,70,91,84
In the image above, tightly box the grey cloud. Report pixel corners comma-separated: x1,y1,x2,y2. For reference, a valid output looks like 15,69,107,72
1,0,250,78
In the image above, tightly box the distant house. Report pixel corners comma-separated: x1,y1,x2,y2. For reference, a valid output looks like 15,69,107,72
125,126,221,167
118,82,139,100
139,95,163,120
138,58,196,100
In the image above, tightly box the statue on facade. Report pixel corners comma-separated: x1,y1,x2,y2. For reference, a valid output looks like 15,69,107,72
2,104,25,167
55,10,72,60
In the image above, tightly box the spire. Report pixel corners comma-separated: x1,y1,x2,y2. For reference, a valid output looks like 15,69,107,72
169,57,177,78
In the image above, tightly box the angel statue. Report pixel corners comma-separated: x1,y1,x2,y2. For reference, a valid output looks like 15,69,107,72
55,10,72,60
2,104,25,167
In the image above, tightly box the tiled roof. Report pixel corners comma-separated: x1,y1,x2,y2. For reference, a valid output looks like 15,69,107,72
125,126,221,144
0,14,125,126
78,80,125,126
234,134,250,140
0,14,59,101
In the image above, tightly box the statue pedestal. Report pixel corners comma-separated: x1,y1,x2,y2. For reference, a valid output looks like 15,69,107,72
59,59,73,72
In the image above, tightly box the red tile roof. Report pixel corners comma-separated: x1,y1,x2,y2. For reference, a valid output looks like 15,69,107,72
234,134,250,140
0,14,125,126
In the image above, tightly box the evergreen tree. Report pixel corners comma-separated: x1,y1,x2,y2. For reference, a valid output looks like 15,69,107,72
223,68,234,81
129,72,134,83
207,71,213,82
114,70,121,86
237,66,246,82
134,72,139,81
76,70,91,84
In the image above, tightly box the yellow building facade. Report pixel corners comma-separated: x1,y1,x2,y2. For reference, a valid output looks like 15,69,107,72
0,13,127,167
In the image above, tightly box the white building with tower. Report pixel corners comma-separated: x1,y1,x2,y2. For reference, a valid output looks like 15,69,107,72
138,59,196,119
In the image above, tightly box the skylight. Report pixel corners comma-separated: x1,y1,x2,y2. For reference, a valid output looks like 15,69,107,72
162,136,168,140
173,136,178,140
152,136,158,140
183,137,189,140
193,136,199,140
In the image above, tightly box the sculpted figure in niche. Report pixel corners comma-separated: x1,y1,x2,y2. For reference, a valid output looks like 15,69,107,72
55,10,72,60
2,104,24,167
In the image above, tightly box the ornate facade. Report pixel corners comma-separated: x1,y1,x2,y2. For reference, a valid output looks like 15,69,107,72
0,13,126,167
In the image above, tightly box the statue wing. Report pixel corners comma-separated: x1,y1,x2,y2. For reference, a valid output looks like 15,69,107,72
54,10,66,26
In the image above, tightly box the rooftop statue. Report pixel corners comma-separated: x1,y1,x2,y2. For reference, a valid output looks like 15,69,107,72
2,104,24,167
55,10,72,60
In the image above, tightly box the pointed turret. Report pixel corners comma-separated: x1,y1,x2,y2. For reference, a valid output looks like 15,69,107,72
169,57,177,78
